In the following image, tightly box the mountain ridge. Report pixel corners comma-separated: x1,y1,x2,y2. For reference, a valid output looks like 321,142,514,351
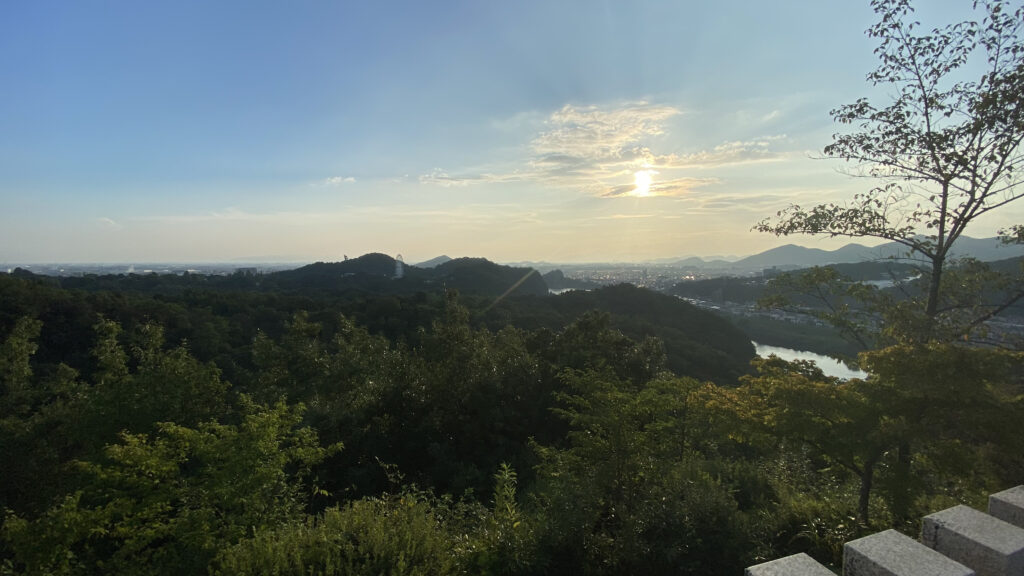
499,236,1024,271
728,236,1024,269
269,253,549,297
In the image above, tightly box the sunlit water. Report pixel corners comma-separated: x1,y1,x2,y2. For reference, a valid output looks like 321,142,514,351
753,342,867,380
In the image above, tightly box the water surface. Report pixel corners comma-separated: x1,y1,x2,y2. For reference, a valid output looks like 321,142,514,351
753,342,867,380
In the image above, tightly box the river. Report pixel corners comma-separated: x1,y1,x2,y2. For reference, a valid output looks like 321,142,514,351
752,342,867,380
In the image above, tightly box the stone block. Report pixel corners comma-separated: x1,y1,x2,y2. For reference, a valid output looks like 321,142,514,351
745,553,834,576
922,504,1024,576
845,529,975,576
990,487,1024,530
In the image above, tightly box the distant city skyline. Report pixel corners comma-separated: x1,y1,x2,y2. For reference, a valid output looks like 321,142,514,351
2,1,1020,264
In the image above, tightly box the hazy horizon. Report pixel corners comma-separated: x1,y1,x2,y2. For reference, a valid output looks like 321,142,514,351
3,1,1020,264
0,236,919,267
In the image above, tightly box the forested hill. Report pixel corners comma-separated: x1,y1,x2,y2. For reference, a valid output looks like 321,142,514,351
13,253,750,380
0,267,751,385
482,284,755,381
270,255,549,297
430,257,549,297
0,264,769,575
51,253,550,298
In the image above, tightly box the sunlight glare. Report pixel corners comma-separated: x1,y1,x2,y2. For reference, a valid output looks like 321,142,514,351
632,170,653,197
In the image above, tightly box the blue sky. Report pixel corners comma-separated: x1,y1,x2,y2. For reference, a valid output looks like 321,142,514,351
2,1,1019,263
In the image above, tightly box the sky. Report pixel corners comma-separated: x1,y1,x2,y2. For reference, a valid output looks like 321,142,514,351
2,1,1021,264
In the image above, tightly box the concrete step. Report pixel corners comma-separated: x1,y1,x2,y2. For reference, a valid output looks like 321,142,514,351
989,486,1024,530
743,487,1024,576
921,504,1024,576
845,529,975,576
745,552,835,576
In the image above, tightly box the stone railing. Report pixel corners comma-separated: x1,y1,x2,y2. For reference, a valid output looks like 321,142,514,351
745,486,1024,576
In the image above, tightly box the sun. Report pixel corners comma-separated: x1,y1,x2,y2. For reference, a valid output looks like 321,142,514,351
631,170,654,197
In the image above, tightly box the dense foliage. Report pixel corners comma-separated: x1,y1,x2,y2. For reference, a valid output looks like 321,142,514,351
1,267,1021,575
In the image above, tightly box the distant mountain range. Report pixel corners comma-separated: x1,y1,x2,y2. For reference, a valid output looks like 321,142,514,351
499,236,1024,272
277,238,1021,296
12,237,1019,281
720,236,1024,270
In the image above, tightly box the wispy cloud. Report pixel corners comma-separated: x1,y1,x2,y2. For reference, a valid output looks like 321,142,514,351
135,208,336,224
651,136,787,170
419,101,787,199
596,213,656,219
96,217,122,230
418,168,525,187
320,176,356,186
418,169,468,187
133,203,546,229
529,103,679,162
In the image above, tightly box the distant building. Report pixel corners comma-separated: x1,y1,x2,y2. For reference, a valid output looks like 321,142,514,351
235,267,259,276
394,254,404,279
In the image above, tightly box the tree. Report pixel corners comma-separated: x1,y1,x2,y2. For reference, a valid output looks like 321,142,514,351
0,317,43,419
718,346,1022,529
211,490,471,576
716,356,889,526
749,0,1024,531
531,370,753,575
756,0,1024,342
2,398,335,576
